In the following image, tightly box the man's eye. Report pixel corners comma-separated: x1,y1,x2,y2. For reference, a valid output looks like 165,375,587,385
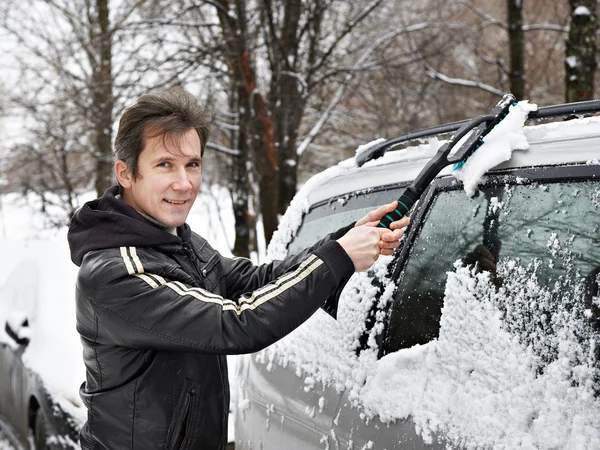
188,162,201,168
157,162,170,168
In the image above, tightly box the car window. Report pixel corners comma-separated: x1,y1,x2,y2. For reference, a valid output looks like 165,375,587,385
386,178,600,354
288,185,409,254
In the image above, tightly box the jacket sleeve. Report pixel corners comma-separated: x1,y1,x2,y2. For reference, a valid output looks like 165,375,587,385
78,240,354,354
220,223,355,317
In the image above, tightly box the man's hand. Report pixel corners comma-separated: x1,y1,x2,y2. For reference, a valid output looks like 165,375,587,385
337,226,392,272
355,201,410,256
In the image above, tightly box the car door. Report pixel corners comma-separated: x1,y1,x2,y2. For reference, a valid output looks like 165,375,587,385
237,352,344,450
332,164,600,449
235,183,412,449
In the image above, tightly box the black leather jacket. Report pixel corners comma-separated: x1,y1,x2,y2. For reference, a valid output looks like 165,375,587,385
67,186,354,450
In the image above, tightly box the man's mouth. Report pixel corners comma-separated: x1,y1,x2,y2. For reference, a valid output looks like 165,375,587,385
164,199,187,205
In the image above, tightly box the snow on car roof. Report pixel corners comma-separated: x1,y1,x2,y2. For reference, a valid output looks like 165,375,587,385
308,114,600,207
269,113,600,263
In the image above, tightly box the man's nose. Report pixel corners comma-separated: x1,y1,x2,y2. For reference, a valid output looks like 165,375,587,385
171,167,193,190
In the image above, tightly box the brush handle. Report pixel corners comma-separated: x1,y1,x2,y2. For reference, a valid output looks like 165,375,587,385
377,187,419,229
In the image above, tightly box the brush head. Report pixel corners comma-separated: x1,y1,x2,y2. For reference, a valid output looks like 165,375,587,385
448,94,517,167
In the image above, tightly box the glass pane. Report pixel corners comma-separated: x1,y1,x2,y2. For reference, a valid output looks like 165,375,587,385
288,186,409,254
387,179,600,356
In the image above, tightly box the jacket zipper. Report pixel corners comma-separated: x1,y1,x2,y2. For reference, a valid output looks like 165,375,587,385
170,389,196,450
181,242,205,283
181,243,226,448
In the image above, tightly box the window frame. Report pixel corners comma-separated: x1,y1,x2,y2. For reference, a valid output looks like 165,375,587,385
286,181,413,253
380,163,600,358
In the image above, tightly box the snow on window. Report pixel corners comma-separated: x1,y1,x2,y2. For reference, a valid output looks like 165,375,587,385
591,187,600,209
360,256,600,449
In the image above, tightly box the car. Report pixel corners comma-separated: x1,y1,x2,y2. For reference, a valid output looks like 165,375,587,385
0,240,85,450
234,99,600,449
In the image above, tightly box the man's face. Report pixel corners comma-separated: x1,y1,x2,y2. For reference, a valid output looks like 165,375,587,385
118,128,202,227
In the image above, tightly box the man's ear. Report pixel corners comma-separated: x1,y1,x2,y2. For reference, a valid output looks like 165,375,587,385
115,160,133,188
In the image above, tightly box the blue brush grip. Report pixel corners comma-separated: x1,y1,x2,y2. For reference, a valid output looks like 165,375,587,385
378,190,416,229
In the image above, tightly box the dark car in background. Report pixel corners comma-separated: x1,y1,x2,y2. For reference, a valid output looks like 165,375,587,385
0,242,84,450
235,101,600,449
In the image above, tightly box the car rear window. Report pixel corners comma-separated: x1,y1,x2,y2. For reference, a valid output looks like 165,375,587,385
287,185,409,255
386,178,600,358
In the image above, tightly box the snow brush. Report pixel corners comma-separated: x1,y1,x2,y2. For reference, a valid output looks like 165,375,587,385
377,93,517,229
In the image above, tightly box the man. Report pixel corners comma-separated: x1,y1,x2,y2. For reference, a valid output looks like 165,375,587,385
67,87,409,450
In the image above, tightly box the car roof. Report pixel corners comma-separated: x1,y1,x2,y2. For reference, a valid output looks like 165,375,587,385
307,115,600,206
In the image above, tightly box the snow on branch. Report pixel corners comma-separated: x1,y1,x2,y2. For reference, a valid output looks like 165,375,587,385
206,142,240,156
280,71,308,93
312,22,471,87
119,20,220,30
296,87,344,157
522,23,568,32
455,0,507,29
425,66,504,96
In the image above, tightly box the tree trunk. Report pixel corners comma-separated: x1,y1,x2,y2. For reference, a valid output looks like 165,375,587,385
229,84,252,258
565,0,597,102
268,0,305,216
217,0,279,249
93,0,114,196
275,79,304,216
507,0,525,100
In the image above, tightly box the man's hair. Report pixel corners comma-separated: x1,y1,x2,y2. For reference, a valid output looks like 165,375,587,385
114,87,211,179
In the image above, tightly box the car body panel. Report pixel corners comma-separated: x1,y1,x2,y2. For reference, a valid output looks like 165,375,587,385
236,356,343,450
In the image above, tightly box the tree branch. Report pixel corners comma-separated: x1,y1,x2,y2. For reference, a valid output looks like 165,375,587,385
454,0,507,29
424,65,505,96
308,0,385,76
206,142,241,156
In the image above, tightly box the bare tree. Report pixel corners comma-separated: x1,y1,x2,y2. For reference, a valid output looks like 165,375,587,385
3,91,94,225
208,0,392,247
565,0,597,101
149,0,396,253
409,0,570,106
0,0,190,200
